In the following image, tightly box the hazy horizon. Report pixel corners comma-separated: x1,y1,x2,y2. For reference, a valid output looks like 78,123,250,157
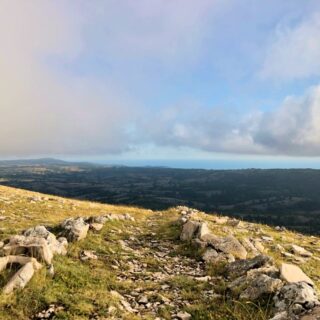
2,156,320,170
2,1,320,162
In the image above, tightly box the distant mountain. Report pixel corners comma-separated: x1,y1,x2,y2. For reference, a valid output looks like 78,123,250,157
0,158,99,167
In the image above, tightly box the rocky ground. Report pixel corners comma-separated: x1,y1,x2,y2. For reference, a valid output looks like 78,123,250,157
0,185,320,319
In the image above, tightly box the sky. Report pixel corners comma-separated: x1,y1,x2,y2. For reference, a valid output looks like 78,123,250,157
1,0,320,168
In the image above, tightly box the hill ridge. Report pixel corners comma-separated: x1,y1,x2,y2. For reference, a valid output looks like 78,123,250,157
0,186,319,319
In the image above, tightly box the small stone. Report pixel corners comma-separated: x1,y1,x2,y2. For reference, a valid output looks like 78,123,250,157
138,295,148,304
90,223,104,231
202,248,218,263
107,306,117,314
291,244,313,257
261,236,273,242
80,250,98,261
196,276,212,282
47,264,54,277
253,239,265,253
176,311,192,320
212,216,229,224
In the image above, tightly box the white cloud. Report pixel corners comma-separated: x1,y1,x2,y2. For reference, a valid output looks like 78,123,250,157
0,0,224,157
260,12,320,80
0,1,139,156
142,85,320,156
252,86,320,155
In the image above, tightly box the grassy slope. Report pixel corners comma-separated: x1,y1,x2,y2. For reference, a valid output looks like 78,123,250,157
0,185,319,320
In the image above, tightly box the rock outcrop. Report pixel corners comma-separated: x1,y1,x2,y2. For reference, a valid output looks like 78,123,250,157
3,225,68,265
0,211,134,294
60,217,89,242
280,263,314,286
0,256,42,294
273,282,319,319
176,206,320,320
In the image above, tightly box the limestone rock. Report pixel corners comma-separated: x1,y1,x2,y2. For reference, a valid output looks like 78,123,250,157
274,244,285,253
228,261,282,302
0,255,42,272
202,248,234,264
201,233,220,245
61,217,89,242
192,238,207,249
280,263,314,286
34,304,64,319
261,236,273,243
80,250,98,261
24,225,68,256
196,222,210,240
240,274,283,300
240,237,259,256
176,311,192,320
202,248,218,263
202,234,247,259
300,306,320,319
3,262,36,294
180,220,200,241
253,239,265,253
178,216,188,225
291,244,312,257
228,219,243,227
268,311,289,320
273,282,319,317
6,227,68,262
138,295,148,304
212,216,229,224
55,237,68,255
87,216,108,224
3,235,53,265
124,213,135,221
247,265,280,279
226,255,272,279
1,256,42,294
89,223,104,231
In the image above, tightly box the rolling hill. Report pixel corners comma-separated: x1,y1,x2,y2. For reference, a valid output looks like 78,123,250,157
0,185,319,319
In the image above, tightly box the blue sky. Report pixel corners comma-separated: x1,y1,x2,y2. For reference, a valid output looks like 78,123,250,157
1,1,320,168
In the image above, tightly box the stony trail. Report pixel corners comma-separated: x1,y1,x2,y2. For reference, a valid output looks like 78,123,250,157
103,214,214,320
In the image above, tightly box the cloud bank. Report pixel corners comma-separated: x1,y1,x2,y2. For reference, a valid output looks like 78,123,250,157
0,0,219,156
0,1,139,156
144,86,320,156
1,1,320,158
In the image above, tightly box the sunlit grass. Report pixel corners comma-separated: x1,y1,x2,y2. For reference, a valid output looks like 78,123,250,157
0,185,319,319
